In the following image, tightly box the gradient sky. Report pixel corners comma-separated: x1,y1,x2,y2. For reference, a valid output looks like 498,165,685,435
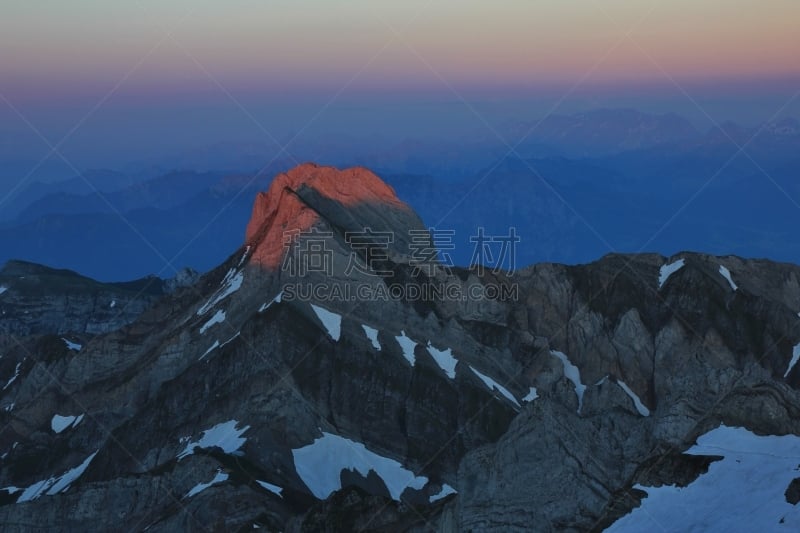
0,1,798,171
2,1,799,95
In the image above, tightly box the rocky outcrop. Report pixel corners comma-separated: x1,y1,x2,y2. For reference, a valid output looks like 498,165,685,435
786,478,800,506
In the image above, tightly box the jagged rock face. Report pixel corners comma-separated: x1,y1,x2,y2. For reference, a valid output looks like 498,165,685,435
0,164,799,531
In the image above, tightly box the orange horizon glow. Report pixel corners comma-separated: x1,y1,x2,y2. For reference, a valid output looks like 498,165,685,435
1,1,798,101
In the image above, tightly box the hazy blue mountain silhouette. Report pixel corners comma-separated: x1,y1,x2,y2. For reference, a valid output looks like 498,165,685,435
0,109,797,280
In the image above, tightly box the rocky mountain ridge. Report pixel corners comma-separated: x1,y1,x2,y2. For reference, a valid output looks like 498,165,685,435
0,164,798,531
0,260,198,339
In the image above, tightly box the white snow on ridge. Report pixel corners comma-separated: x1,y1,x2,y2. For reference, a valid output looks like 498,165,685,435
61,338,82,351
292,432,428,500
198,334,240,361
51,414,84,434
615,380,650,416
719,265,738,291
0,286,7,296
177,420,250,460
199,310,226,334
220,332,240,349
199,340,220,360
311,304,342,341
784,343,800,378
362,325,382,351
3,362,21,391
197,270,244,315
1,442,17,459
658,258,685,289
256,480,283,497
185,470,229,498
44,451,98,496
259,291,283,313
109,299,116,308
221,267,237,285
429,483,457,503
522,387,538,402
469,366,520,408
238,246,251,267
551,350,586,413
426,343,458,379
11,451,98,503
605,426,800,532
395,331,417,366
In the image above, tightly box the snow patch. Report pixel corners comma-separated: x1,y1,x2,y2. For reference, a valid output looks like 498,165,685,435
51,414,82,434
292,432,428,500
45,451,98,495
311,304,341,341
238,245,251,267
258,291,282,313
658,258,685,289
198,333,239,361
177,420,250,460
426,343,457,379
0,286,7,296
429,483,457,503
615,380,650,416
784,343,800,378
185,470,228,498
606,426,800,532
200,310,226,334
719,265,738,291
362,325,381,351
469,366,520,408
220,332,240,349
256,480,283,497
1,441,17,458
395,331,417,366
199,340,220,360
62,338,82,351
110,299,116,308
3,362,21,390
197,270,244,315
522,387,538,402
551,350,586,413
11,451,98,503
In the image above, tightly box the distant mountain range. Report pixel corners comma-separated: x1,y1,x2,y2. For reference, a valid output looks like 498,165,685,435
0,109,797,281
506,107,703,157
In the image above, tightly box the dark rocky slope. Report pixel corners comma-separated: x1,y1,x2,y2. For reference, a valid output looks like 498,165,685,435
0,163,798,531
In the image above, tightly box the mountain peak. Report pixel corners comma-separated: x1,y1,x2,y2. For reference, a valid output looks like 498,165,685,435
272,163,403,208
244,163,411,269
